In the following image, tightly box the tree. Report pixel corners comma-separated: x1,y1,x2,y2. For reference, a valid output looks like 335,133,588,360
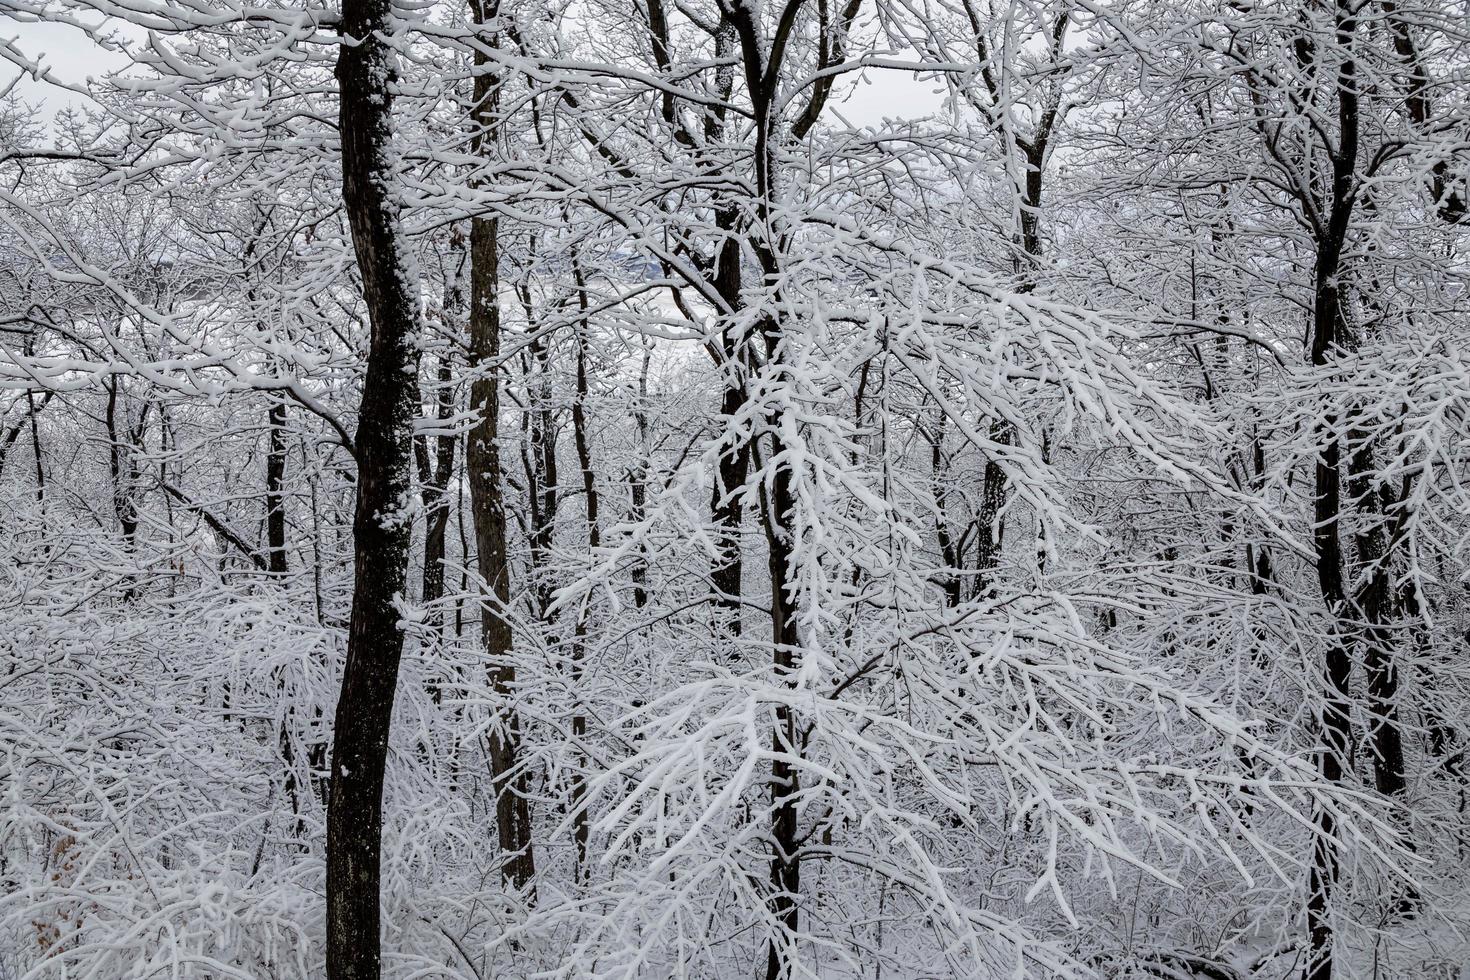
325,0,425,972
1,0,1467,977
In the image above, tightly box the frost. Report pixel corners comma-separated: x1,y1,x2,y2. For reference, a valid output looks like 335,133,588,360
0,0,1464,978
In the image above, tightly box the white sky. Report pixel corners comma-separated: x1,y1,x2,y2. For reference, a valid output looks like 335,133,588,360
2,18,131,110
1,12,943,126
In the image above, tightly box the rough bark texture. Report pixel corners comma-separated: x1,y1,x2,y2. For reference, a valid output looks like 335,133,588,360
762,453,800,980
0,391,49,483
699,30,744,634
418,353,456,626
1306,7,1358,975
524,332,559,621
709,226,751,637
627,349,651,610
266,397,303,838
570,278,599,876
468,208,536,890
266,398,289,575
105,380,144,600
931,415,963,609
973,420,1010,599
466,0,535,889
325,1,424,975
1348,433,1409,803
416,346,458,708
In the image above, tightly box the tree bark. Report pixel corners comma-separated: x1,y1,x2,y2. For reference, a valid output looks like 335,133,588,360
105,379,144,600
761,450,800,980
415,347,458,705
973,419,1010,600
325,0,425,974
265,397,289,575
930,412,963,608
0,392,48,483
1347,431,1409,803
27,389,46,506
466,0,536,891
570,265,599,876
628,343,651,610
522,327,559,622
1305,7,1359,975
709,223,751,637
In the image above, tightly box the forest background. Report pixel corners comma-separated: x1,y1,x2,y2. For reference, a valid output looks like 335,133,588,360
0,0,1468,978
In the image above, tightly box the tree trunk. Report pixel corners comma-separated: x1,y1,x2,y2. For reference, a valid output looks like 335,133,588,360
709,226,750,638
522,329,559,622
570,268,598,877
419,247,466,716
265,394,304,841
416,348,458,705
1347,432,1408,803
930,411,963,608
325,0,424,974
1305,9,1359,974
973,419,1010,600
466,0,536,890
105,379,142,600
421,358,457,621
628,342,651,609
266,398,289,575
761,425,801,980
27,389,46,506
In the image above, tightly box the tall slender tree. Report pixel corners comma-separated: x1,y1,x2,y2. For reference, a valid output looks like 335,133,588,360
325,0,425,973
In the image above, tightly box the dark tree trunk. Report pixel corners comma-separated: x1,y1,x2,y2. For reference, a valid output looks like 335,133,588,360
627,470,649,608
628,344,651,609
0,390,50,486
266,398,289,575
709,227,750,638
325,0,424,975
27,389,45,506
973,419,1010,600
468,210,536,890
266,395,303,841
466,0,536,890
421,358,457,620
1305,8,1359,975
1034,426,1051,575
954,8,1070,598
1347,432,1408,803
930,412,963,608
415,348,458,706
1307,347,1353,980
1380,1,1466,223
414,247,466,724
105,380,143,600
570,269,599,877
761,420,801,980
0,409,29,480
524,331,559,622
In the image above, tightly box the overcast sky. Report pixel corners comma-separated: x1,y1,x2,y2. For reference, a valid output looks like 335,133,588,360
2,12,944,126
3,18,130,108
